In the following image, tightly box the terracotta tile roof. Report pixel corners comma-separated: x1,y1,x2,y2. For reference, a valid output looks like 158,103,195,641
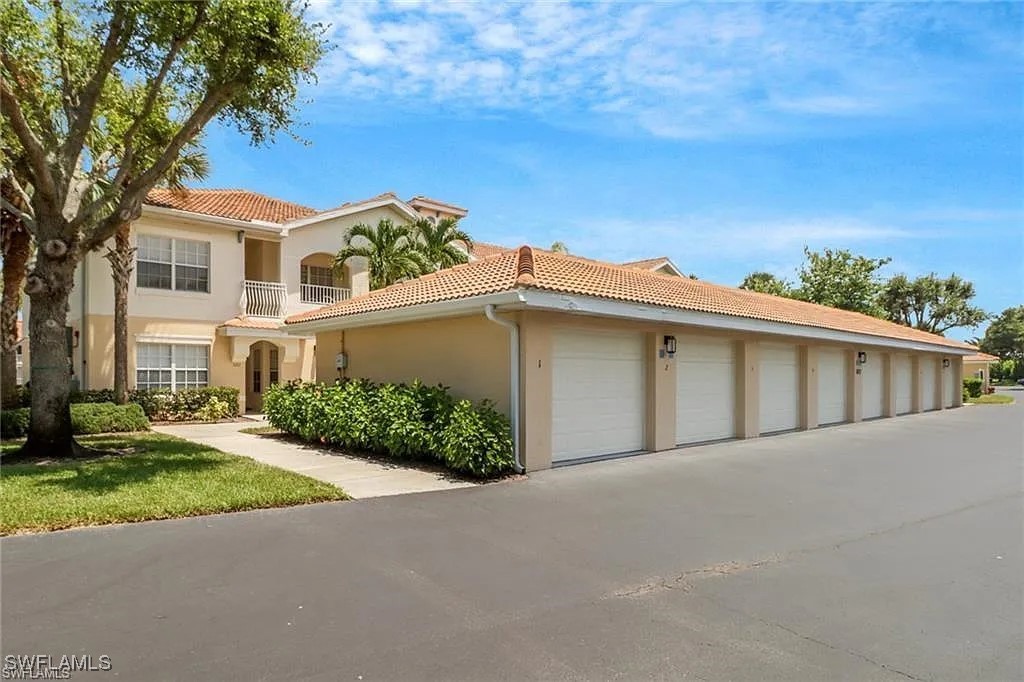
145,189,317,224
287,250,521,323
963,352,999,362
470,241,512,259
219,316,283,330
285,246,975,351
621,256,671,270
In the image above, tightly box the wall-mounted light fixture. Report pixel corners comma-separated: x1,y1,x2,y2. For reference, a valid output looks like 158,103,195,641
942,358,951,368
856,351,867,365
663,335,677,357
237,229,245,244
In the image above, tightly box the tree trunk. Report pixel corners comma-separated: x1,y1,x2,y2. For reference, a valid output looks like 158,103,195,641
1,225,31,408
12,239,99,460
106,222,133,405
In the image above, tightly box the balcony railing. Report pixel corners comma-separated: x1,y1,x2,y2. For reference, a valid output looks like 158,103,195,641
241,280,288,318
300,283,350,305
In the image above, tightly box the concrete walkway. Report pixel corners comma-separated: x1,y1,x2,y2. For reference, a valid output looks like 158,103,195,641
152,419,475,499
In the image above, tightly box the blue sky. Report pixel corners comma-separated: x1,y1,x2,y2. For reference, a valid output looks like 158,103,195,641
200,1,1023,341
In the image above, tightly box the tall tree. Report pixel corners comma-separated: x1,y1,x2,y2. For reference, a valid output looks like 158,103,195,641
879,273,989,335
0,0,325,459
413,217,472,271
978,306,1024,358
795,247,891,316
1,172,33,408
105,146,209,405
550,241,569,255
739,271,793,297
335,219,428,290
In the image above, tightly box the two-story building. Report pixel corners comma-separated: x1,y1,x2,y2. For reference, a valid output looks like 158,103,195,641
61,189,466,412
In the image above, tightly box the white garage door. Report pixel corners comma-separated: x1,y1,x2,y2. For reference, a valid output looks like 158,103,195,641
921,357,938,411
551,329,645,462
895,354,913,415
817,348,847,425
861,354,885,419
676,336,736,444
943,362,955,408
759,343,799,433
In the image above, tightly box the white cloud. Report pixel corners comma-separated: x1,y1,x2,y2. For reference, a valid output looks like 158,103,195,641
557,215,929,267
305,1,1019,138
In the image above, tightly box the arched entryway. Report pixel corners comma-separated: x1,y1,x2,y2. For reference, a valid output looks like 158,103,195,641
300,253,351,305
244,340,281,412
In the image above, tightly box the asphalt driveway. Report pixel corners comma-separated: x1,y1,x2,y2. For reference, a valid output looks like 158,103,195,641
3,395,1022,681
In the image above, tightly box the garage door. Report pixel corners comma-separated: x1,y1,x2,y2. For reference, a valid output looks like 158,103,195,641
817,348,848,425
551,329,645,462
759,343,799,433
861,354,885,419
676,336,736,444
943,361,955,408
921,357,938,411
895,354,913,414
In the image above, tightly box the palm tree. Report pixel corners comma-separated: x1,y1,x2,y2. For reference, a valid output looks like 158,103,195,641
103,145,209,404
335,219,428,290
413,217,473,271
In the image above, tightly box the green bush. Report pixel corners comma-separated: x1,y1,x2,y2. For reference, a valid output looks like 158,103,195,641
71,402,149,433
14,386,239,421
264,380,513,477
1,402,149,439
129,387,240,421
438,399,515,477
1,408,30,438
963,377,984,399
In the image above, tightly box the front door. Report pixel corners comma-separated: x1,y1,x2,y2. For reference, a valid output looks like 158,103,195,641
246,347,263,412
246,343,281,413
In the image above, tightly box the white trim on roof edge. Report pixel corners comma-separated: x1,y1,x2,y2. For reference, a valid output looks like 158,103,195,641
284,291,526,333
285,286,972,355
517,290,973,355
285,197,420,229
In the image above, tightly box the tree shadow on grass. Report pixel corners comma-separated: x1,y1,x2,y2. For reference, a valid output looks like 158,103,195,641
2,436,228,495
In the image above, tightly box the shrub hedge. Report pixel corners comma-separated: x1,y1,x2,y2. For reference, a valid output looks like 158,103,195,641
14,386,240,421
958,376,983,399
963,377,984,400
1,402,150,439
264,380,514,478
128,387,240,421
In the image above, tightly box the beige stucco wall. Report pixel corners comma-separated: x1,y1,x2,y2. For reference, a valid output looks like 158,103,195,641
506,310,964,471
283,205,411,315
963,361,991,385
314,314,512,415
75,315,312,412
79,213,260,323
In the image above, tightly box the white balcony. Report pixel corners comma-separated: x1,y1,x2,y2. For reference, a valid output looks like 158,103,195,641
241,280,288,318
300,283,351,306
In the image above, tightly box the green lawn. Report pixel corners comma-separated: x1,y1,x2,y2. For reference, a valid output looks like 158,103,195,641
967,394,1015,405
0,433,347,535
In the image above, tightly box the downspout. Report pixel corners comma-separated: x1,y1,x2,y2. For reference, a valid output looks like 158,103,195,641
80,253,88,390
484,304,524,473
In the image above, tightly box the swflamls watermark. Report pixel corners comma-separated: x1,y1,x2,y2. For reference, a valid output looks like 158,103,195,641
2,655,112,680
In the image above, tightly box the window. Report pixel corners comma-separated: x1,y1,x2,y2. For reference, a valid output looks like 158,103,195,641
136,343,208,391
269,348,279,386
137,235,210,292
252,348,262,394
300,264,334,288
